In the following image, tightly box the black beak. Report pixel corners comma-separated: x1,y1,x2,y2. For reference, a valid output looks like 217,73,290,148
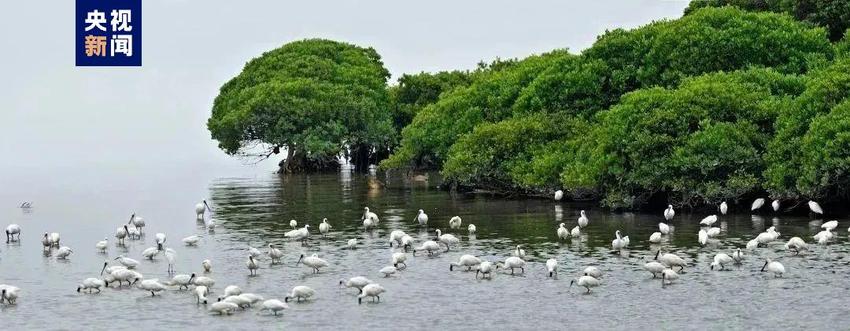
569,280,575,288
205,201,212,212
296,255,303,265
77,286,81,292
654,250,660,260
100,263,107,275
284,297,290,303
549,271,553,277
128,214,134,224
761,261,768,272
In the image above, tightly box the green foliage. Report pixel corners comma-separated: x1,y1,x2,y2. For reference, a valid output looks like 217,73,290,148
512,56,613,118
585,7,831,94
381,50,572,169
798,101,850,198
389,71,474,133
574,71,789,208
208,39,393,170
766,58,850,196
686,0,850,41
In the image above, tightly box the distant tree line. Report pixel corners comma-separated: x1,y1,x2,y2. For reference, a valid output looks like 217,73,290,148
208,3,850,209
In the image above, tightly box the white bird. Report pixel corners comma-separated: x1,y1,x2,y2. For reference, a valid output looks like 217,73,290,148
710,253,734,270
664,205,675,221
388,230,407,247
570,275,600,293
415,209,428,226
182,235,201,246
289,219,298,229
168,273,196,290
808,200,823,215
246,255,259,275
5,224,21,243
468,224,477,234
247,246,263,258
435,229,460,251
357,283,385,304
347,238,358,249
557,223,569,240
202,259,212,273
379,266,398,277
267,244,283,263
209,301,239,315
284,225,310,244
41,233,52,250
655,251,686,272
319,218,331,236
784,237,808,254
732,248,744,264
128,213,145,234
761,258,785,277
195,285,209,304
56,246,73,259
450,255,482,271
77,278,106,293
476,261,495,279
391,252,407,268
513,245,526,258
115,255,140,269
698,229,708,246
139,279,167,296
449,216,462,229
822,220,838,231
771,199,780,212
412,240,441,256
164,248,177,273
661,269,679,286
659,222,670,235
612,230,628,250
260,299,288,315
239,293,264,306
192,276,215,288
578,210,589,228
746,238,759,250
154,233,167,250
95,238,108,252
195,200,212,220
583,266,603,278
296,253,328,273
223,285,242,297
141,247,159,260
223,295,250,308
114,226,128,245
814,229,833,245
340,276,372,292
0,285,20,304
643,261,666,278
363,217,375,230
699,215,718,227
706,227,721,237
554,190,564,201
649,232,662,243
400,235,414,251
570,226,581,237
719,201,728,215
127,226,140,240
497,256,526,274
751,198,765,211
284,286,316,303
546,258,558,277
363,207,380,224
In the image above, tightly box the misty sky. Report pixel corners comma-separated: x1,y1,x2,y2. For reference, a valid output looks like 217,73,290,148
0,0,688,174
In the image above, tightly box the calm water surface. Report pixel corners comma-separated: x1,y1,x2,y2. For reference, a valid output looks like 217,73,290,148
2,169,850,330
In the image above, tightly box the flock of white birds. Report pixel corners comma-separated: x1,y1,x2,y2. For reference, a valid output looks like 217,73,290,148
0,195,842,315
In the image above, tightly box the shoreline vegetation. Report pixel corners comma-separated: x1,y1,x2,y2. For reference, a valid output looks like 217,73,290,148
207,2,850,211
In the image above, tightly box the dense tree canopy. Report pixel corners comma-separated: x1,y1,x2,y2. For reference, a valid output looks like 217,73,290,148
685,0,850,41
208,39,393,172
210,5,850,209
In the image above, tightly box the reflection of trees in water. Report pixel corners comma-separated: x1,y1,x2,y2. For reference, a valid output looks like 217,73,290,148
206,172,826,262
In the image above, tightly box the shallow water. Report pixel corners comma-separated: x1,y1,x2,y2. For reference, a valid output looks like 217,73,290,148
2,169,850,330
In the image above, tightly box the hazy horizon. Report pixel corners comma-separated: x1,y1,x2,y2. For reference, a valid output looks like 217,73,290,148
0,0,688,175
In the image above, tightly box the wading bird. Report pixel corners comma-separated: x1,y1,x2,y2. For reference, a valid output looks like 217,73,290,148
5,224,21,243
449,216,462,229
195,200,212,220
570,275,600,293
664,205,675,221
296,254,328,273
357,283,385,304
415,209,428,226
284,286,315,303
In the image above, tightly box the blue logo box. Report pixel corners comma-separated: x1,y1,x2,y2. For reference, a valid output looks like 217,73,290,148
76,0,142,66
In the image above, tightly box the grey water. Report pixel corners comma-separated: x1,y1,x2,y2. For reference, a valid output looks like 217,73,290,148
2,167,849,330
